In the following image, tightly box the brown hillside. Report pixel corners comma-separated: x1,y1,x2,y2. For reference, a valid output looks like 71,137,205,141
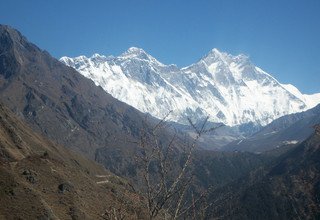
0,103,146,219
0,24,148,161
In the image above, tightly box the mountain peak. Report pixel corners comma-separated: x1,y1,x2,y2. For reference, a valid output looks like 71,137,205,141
210,48,222,55
0,25,39,78
127,46,145,53
61,47,320,127
208,48,226,56
121,47,148,57
119,47,165,66
0,24,16,35
0,24,29,47
199,48,231,65
197,48,251,69
92,53,104,58
120,47,152,60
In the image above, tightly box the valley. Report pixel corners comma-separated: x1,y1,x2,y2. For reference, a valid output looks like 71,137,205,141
0,24,319,219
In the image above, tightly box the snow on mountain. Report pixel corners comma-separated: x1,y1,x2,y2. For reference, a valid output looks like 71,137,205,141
60,47,320,126
281,84,320,109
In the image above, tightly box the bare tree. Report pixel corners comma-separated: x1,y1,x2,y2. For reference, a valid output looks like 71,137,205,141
103,206,126,220
135,115,222,219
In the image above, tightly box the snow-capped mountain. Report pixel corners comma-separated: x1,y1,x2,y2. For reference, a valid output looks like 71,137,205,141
60,47,320,127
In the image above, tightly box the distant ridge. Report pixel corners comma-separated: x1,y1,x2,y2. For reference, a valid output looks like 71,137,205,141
223,103,320,152
207,130,320,219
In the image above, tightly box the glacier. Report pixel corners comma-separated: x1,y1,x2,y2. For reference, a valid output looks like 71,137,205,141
60,47,320,127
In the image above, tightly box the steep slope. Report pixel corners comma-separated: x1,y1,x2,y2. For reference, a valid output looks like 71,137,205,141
223,104,320,152
61,48,320,127
0,24,153,165
0,103,146,219
207,130,320,219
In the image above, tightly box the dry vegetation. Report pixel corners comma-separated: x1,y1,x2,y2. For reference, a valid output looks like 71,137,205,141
0,104,147,219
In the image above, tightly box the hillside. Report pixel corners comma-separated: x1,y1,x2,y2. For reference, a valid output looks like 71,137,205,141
0,103,146,219
207,130,320,219
0,24,157,177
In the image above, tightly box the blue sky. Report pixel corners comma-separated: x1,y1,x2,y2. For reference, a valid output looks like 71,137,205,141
1,0,319,94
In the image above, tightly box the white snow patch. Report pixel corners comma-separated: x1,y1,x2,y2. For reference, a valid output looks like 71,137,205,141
283,140,299,145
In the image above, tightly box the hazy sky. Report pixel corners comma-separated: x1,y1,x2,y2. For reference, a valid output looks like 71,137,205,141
1,0,319,94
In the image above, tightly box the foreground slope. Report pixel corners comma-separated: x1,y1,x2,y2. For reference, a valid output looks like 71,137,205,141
61,48,320,127
0,103,145,219
208,129,320,219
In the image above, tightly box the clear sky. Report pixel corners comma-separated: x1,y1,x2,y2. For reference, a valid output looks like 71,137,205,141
1,0,319,94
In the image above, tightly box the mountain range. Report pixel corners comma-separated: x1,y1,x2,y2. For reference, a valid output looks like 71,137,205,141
0,25,271,218
61,47,320,128
1,24,319,219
